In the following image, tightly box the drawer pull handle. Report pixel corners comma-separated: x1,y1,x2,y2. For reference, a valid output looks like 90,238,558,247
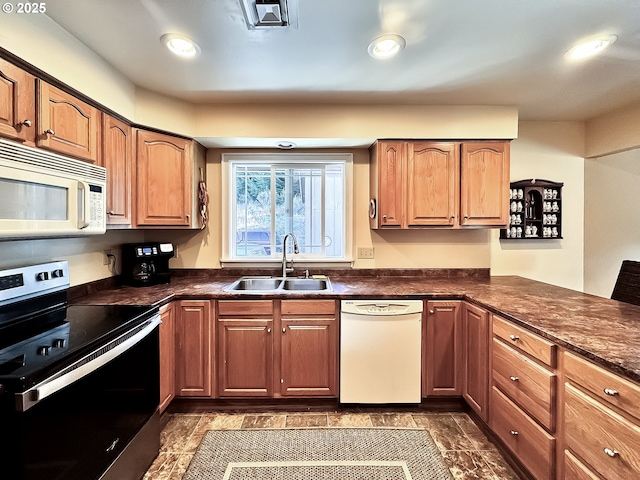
509,334,520,341
509,376,519,382
604,447,619,458
510,430,519,436
604,388,619,396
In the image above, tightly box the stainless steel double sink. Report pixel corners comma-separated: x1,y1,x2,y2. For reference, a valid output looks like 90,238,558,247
225,276,332,293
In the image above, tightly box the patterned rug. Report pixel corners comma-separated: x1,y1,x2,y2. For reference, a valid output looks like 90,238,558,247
183,428,453,480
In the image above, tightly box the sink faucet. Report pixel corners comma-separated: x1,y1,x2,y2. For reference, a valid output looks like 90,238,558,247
281,233,299,277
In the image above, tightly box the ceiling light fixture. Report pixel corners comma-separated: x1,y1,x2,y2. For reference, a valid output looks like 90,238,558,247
161,33,201,58
368,34,406,59
565,34,617,60
276,141,296,149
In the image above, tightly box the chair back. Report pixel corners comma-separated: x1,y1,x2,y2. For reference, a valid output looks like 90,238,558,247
611,260,640,306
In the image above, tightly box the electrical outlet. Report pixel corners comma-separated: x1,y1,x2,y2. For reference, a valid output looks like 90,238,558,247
103,249,113,265
357,247,374,259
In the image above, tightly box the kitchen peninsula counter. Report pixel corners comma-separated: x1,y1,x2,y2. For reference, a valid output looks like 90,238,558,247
73,272,640,385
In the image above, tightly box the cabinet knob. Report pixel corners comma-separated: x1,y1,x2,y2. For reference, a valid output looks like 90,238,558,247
510,430,519,436
509,334,520,341
464,215,469,219
509,376,519,382
603,447,619,458
44,128,55,135
382,215,387,222
451,214,456,219
107,211,115,215
282,327,286,333
267,327,271,333
604,388,619,396
21,119,32,127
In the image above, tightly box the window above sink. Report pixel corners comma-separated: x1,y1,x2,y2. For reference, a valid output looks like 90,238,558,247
220,153,353,267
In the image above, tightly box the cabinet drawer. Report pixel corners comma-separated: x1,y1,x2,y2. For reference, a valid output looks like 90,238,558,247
564,351,640,421
493,315,556,367
490,387,555,480
492,338,556,431
564,450,600,480
565,383,640,480
218,300,273,316
281,300,336,316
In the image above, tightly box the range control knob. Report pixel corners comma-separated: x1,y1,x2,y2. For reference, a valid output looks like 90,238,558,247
51,269,65,278
36,272,49,281
52,338,67,348
37,346,51,356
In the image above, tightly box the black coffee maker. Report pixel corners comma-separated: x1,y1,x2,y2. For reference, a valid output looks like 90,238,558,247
121,243,174,287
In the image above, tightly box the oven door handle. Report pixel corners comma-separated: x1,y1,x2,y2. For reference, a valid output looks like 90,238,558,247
17,314,161,412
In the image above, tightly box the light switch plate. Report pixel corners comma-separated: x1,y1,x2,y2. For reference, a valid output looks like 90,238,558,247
357,247,374,259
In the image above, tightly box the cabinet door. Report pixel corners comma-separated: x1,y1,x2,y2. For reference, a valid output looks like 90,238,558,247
407,142,460,227
102,114,134,226
376,141,405,227
460,141,510,227
36,80,100,163
136,129,192,226
175,300,212,397
462,302,490,421
0,58,36,144
423,301,462,396
158,303,175,413
218,320,273,397
280,317,337,397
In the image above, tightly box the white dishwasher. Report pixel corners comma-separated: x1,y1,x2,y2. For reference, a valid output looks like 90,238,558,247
340,300,422,404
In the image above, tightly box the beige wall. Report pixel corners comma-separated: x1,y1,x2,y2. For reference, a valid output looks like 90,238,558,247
584,148,640,297
490,122,585,291
585,102,640,158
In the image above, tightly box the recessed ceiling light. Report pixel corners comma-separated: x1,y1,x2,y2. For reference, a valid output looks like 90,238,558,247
565,34,617,60
277,141,296,149
368,34,406,59
161,33,201,58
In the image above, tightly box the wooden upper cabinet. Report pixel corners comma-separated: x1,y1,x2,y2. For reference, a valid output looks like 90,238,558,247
0,58,36,144
136,129,193,226
370,139,510,229
460,141,510,227
407,142,460,227
101,114,134,227
36,80,100,163
371,140,405,228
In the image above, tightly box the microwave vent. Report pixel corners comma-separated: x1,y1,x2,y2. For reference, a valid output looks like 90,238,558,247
0,139,106,183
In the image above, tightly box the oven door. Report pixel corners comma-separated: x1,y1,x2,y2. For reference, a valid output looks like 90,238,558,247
0,318,160,480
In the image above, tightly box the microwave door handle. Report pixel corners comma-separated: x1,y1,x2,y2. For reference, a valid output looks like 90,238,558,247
77,181,90,229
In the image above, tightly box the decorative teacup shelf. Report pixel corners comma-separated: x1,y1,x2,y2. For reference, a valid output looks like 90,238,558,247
500,179,563,240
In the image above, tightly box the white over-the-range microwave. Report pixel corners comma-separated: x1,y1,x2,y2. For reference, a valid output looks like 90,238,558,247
0,139,106,239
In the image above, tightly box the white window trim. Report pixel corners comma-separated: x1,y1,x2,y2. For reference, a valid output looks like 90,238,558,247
221,152,354,268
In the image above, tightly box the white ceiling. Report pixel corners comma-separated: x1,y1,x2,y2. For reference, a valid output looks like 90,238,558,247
45,0,640,123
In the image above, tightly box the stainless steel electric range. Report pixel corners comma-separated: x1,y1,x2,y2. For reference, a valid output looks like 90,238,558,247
0,261,161,480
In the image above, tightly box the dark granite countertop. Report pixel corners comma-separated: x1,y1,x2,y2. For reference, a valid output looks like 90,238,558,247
72,272,640,385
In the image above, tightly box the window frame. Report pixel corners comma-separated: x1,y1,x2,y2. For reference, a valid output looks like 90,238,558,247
221,152,353,267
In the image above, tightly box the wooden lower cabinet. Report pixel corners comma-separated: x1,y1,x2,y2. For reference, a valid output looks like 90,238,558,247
280,300,338,397
423,300,462,396
563,450,600,480
175,300,213,397
159,303,175,412
462,302,490,421
218,318,274,397
491,387,556,480
217,299,338,398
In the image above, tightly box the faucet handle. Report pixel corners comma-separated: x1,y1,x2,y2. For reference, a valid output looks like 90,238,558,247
304,269,310,278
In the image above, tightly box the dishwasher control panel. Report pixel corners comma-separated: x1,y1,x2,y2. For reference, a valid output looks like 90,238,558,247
341,300,423,316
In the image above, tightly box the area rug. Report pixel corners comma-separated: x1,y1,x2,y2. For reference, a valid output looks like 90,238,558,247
183,428,453,480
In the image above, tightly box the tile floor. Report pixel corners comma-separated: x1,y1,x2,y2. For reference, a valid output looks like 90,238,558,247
143,411,522,480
